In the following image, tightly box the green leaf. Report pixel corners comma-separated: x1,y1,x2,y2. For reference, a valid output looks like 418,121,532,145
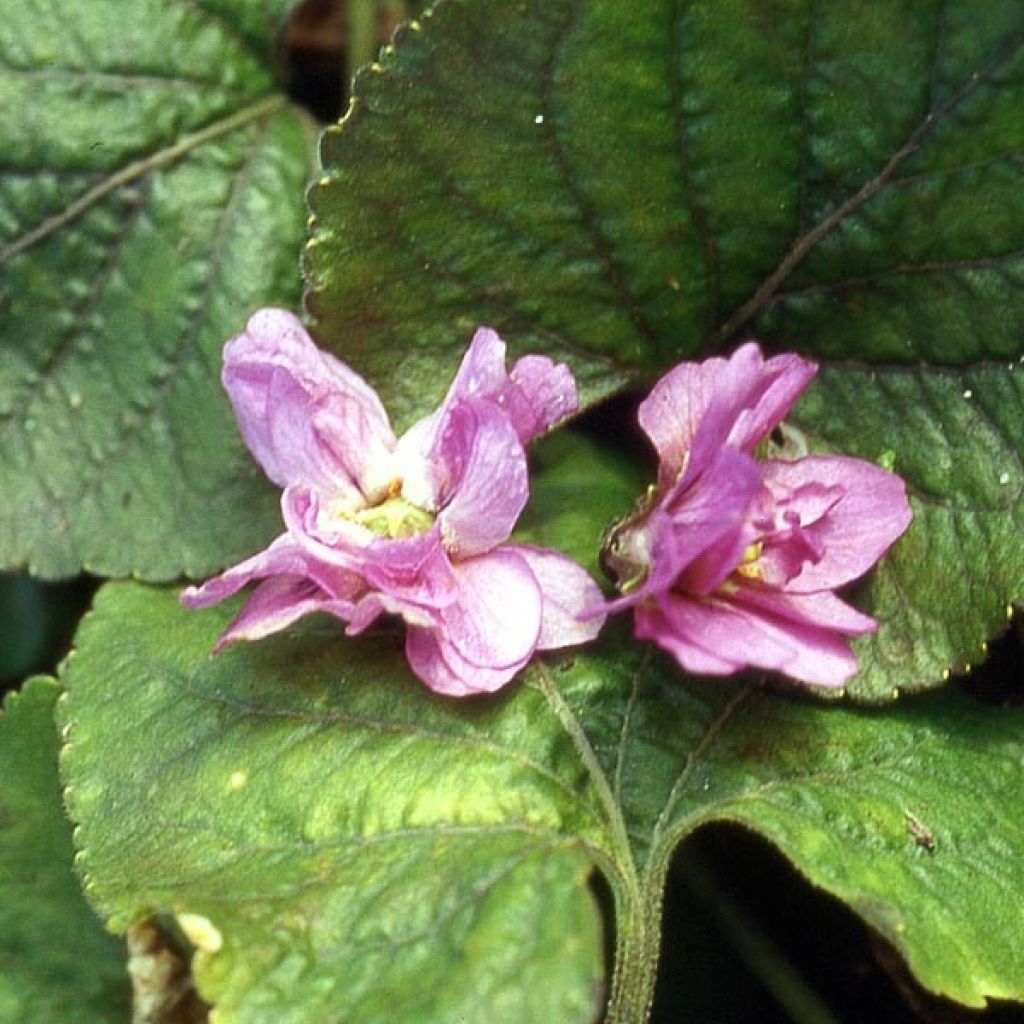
0,677,130,1022
306,0,1024,697
61,584,605,1024
513,427,646,581
0,0,312,580
62,583,1024,1023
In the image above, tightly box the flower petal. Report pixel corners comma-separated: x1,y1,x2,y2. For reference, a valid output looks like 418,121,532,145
731,582,877,636
281,485,460,609
654,445,763,594
405,549,542,695
639,342,816,486
395,328,577,506
405,628,525,696
504,545,606,649
638,590,859,686
759,456,913,592
213,576,355,652
223,309,396,497
436,398,529,557
497,354,578,444
180,533,362,608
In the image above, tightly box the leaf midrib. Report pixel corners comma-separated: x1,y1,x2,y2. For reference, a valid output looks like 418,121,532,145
0,94,287,266
709,29,1024,349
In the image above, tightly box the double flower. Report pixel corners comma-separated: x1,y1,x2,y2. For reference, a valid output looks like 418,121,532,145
185,311,911,693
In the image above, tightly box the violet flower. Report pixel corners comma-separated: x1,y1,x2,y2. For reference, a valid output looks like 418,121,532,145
600,343,912,687
182,310,606,696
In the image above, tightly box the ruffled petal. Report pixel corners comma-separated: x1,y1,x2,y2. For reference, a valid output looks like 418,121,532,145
496,354,578,444
180,533,363,608
213,576,355,652
759,456,913,592
281,486,460,609
730,582,877,636
405,549,542,695
639,590,859,686
504,545,606,649
223,309,396,498
395,329,576,507
639,343,816,486
436,398,529,557
405,628,525,696
654,445,763,594
394,328,509,502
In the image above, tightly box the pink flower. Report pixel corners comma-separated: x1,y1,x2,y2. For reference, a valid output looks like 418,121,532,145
182,310,605,696
600,343,912,687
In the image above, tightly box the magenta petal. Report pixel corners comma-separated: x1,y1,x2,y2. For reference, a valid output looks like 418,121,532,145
634,600,746,675
223,309,396,497
759,456,913,592
214,576,354,651
504,545,606,649
639,343,816,486
652,445,763,594
731,583,877,637
641,591,859,686
437,398,529,557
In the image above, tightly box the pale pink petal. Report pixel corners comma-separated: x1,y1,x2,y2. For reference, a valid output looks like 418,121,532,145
281,486,460,609
223,309,396,498
405,549,543,695
436,399,529,557
214,576,356,652
180,534,363,608
395,329,576,505
440,550,542,668
759,456,913,592
496,354,578,444
405,627,526,696
394,328,509,498
504,545,606,649
640,591,859,686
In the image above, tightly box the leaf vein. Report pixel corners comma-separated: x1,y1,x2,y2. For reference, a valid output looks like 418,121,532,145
710,29,1024,347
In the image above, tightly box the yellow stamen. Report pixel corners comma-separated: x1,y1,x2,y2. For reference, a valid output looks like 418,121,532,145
734,542,763,581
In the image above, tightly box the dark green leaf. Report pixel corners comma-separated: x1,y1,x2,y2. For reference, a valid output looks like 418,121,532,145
306,0,1024,697
62,583,1024,1022
0,677,130,1022
0,0,312,579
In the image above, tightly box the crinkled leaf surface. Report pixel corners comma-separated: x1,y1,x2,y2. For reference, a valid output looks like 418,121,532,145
62,585,606,1024
0,0,311,580
306,0,1024,699
0,677,130,1022
62,446,1024,1022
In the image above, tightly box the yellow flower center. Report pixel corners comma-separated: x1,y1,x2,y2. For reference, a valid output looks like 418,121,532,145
346,494,435,539
733,541,764,581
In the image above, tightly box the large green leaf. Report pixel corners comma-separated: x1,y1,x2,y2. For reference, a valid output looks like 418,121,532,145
0,0,312,580
0,677,130,1022
61,586,1024,1022
307,0,1024,698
